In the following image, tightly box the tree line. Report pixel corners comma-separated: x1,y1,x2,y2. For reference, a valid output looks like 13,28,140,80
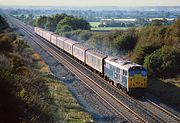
35,14,90,33
89,21,180,78
15,13,180,78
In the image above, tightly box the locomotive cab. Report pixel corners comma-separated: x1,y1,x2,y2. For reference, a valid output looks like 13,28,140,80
128,66,147,95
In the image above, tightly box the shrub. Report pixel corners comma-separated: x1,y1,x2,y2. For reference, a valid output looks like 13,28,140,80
12,38,29,53
62,30,92,43
56,24,72,34
143,46,180,78
0,32,16,53
0,54,12,79
10,53,25,74
133,44,160,64
0,15,9,32
113,31,137,51
132,26,166,64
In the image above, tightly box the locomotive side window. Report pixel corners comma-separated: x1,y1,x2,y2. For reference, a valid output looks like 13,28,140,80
117,68,120,73
123,70,127,76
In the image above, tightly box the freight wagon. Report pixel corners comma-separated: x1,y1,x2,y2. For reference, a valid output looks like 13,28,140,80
63,39,79,55
86,49,107,74
43,30,53,41
56,36,67,49
73,44,90,63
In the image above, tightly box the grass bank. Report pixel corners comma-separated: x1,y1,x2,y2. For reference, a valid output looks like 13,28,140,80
0,30,92,122
148,78,180,110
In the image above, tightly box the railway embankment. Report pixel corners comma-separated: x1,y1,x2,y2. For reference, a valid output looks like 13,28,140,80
0,15,92,123
148,78,180,111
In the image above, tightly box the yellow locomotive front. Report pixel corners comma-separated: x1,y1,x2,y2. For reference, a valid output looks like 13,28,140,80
128,66,147,94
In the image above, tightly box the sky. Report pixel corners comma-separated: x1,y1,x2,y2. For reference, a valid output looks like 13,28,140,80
0,0,180,6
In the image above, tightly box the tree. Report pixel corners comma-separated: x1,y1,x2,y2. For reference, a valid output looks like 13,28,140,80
113,30,137,51
35,16,47,28
144,46,180,77
78,30,92,42
0,32,16,53
62,30,92,42
56,16,90,31
19,14,26,22
51,14,67,31
55,24,72,34
132,26,167,64
0,15,9,32
149,20,164,26
45,17,54,31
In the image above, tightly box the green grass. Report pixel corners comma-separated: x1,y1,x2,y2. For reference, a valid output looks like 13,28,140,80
34,54,93,122
44,76,92,123
89,22,101,27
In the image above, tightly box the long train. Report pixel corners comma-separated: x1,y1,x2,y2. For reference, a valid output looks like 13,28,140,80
34,27,147,94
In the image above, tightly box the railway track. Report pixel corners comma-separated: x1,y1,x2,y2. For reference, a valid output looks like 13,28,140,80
6,14,180,123
6,14,148,123
141,95,180,122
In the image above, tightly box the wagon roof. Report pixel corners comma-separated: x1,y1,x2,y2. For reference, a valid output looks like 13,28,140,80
86,49,107,58
43,30,54,34
105,56,141,70
64,38,79,45
74,43,91,50
57,36,68,41
51,34,59,37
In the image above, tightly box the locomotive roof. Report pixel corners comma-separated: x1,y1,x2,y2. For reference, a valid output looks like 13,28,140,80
86,49,107,59
105,56,141,70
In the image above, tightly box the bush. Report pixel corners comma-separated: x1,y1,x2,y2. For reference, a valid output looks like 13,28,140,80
113,31,137,51
0,15,9,32
143,46,180,77
12,38,29,53
10,53,25,74
132,26,166,64
133,20,180,64
62,30,92,43
56,24,72,34
0,32,16,53
0,54,12,80
133,44,160,64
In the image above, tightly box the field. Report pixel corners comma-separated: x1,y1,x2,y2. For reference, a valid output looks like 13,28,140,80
91,27,129,31
89,22,101,27
89,22,129,31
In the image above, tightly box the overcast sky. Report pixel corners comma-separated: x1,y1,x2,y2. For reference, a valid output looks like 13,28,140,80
0,0,180,6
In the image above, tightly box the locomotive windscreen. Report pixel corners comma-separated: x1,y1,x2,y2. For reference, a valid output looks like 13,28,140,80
129,67,147,77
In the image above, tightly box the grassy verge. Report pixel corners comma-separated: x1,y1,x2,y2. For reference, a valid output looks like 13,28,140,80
148,78,180,110
32,53,92,122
